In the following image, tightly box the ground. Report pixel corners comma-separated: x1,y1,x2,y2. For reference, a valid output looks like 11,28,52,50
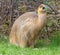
0,31,60,55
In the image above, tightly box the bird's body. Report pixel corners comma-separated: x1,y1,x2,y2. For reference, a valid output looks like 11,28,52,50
9,4,52,48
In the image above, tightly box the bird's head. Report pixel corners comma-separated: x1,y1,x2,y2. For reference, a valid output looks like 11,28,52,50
37,4,55,14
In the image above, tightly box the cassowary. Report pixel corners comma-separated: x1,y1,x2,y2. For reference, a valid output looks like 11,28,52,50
9,4,53,48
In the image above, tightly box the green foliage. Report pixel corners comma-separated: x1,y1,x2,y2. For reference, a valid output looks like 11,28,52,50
18,4,27,13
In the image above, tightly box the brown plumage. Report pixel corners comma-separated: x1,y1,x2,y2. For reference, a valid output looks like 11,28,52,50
9,4,52,48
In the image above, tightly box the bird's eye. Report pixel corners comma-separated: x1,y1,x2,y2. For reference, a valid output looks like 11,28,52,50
42,7,45,9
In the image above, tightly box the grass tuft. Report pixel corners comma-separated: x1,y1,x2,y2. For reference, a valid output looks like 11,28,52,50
0,31,60,55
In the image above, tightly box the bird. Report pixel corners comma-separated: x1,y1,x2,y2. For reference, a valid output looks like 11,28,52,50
9,3,53,48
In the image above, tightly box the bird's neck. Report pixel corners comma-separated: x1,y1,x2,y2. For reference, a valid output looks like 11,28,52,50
36,10,46,20
38,11,46,22
36,11,47,28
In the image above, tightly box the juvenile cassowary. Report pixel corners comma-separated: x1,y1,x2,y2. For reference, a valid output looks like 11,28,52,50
9,4,53,48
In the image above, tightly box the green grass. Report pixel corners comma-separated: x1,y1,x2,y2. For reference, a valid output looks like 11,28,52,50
0,31,60,55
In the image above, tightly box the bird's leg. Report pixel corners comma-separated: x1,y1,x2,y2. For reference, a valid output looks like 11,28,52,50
19,36,28,48
29,39,35,48
19,40,27,48
29,44,35,48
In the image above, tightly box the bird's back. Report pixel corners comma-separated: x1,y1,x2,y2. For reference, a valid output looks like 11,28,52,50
14,12,38,24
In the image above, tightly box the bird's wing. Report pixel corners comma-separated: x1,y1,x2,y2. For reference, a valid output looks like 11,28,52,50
14,12,38,24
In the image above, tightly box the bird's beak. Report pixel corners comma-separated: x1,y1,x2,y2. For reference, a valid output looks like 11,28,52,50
44,4,56,14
